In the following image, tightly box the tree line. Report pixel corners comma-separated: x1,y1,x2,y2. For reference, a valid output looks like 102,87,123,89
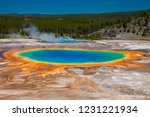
0,10,150,39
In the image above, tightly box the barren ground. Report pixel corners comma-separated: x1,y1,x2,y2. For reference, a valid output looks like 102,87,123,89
0,39,150,100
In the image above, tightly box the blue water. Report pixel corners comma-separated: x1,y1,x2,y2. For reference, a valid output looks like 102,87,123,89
44,37,81,43
18,49,125,64
54,38,81,43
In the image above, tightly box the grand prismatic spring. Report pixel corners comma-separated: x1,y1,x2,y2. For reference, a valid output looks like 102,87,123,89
17,49,125,65
3,47,144,76
0,39,149,100
0,1,150,100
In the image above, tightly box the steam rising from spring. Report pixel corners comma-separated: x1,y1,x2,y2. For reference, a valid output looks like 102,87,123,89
24,26,80,43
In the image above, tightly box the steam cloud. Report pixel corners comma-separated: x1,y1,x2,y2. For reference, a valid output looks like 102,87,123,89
24,26,79,43
24,26,56,41
6,25,80,43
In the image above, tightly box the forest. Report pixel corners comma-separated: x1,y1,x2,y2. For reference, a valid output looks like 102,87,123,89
0,10,150,39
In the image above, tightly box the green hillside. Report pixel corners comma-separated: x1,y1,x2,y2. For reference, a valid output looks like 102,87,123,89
0,10,150,39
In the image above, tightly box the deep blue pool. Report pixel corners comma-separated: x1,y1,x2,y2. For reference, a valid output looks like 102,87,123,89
18,49,125,64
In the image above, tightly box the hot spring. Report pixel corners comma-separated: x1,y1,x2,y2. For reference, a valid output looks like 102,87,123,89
18,49,125,64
